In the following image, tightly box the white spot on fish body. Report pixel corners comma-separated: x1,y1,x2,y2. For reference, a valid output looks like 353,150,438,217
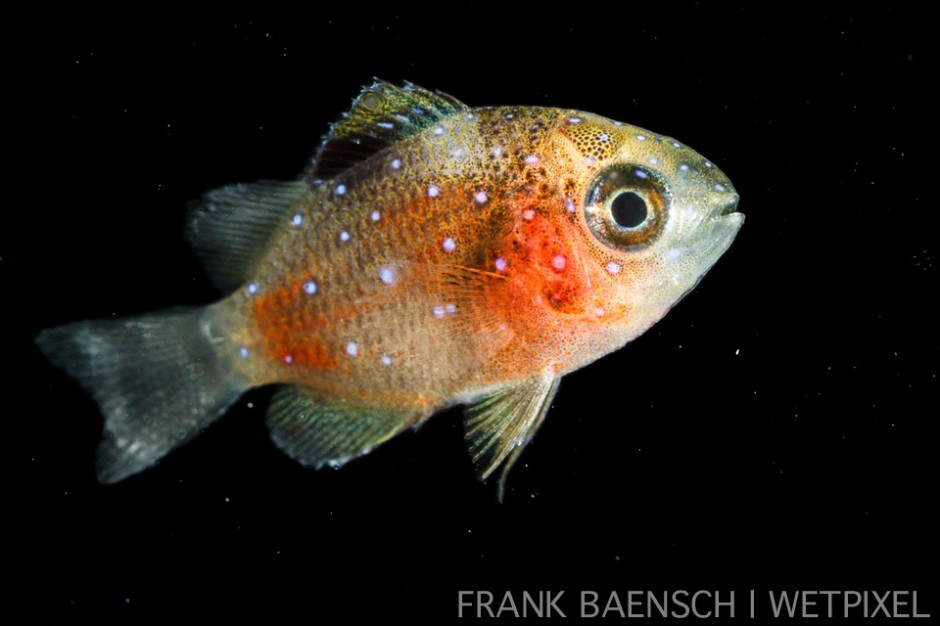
339,231,350,242
240,347,249,358
247,283,259,295
379,266,395,285
635,169,648,179
665,248,682,261
442,237,456,253
587,156,596,164
495,257,507,272
377,122,394,129
705,161,714,168
284,354,293,364
292,214,303,226
428,186,439,197
523,209,535,221
493,147,502,157
636,134,647,141
381,355,392,366
525,154,539,164
552,255,566,270
569,117,582,124
679,164,690,172
599,133,610,142
672,141,682,148
303,281,318,295
391,158,401,169
649,157,658,165
606,261,622,275
432,305,445,319
566,198,575,213
335,184,347,195
715,183,727,192
371,210,381,222
445,303,457,316
346,342,358,357
433,126,444,135
505,113,514,119
451,148,464,158
466,113,475,120
475,191,488,204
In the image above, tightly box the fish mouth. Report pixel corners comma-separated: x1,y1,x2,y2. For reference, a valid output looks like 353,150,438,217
718,198,740,217
709,198,745,237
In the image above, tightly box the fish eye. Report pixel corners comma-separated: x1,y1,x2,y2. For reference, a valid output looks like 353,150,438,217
584,166,668,251
610,191,648,229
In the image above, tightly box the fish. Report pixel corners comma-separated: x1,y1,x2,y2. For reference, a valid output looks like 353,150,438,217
37,80,743,497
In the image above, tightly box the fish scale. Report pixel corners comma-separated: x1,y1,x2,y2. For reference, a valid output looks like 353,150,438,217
37,80,742,497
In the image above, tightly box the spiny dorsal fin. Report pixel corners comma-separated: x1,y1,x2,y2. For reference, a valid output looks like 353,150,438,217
266,384,424,469
186,180,307,293
308,80,469,181
464,376,561,501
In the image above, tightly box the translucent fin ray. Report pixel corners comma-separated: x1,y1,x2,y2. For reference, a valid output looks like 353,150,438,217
186,180,307,293
464,376,561,501
266,385,423,469
36,308,247,483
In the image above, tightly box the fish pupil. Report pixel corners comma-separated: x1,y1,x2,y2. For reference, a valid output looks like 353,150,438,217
611,191,647,228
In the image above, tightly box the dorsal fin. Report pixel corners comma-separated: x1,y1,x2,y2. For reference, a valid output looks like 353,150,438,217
308,80,469,181
186,180,307,293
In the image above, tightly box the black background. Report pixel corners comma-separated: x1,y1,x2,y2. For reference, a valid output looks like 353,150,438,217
5,6,934,621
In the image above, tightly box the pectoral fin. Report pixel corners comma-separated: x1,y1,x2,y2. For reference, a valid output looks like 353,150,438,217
266,385,423,469
361,262,514,368
464,376,561,501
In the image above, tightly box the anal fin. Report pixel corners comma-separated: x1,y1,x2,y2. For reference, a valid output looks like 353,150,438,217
266,385,422,469
464,376,561,501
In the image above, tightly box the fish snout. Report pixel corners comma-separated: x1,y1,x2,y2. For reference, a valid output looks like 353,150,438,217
710,189,741,220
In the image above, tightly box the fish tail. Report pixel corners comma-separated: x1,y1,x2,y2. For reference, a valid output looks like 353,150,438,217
36,307,247,483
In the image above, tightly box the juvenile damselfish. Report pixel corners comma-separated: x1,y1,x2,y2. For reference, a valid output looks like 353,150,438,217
38,81,743,494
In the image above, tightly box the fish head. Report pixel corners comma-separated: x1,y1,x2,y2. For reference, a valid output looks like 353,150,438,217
557,112,744,345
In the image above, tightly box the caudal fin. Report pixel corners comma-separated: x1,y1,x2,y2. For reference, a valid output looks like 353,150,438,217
36,308,247,483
